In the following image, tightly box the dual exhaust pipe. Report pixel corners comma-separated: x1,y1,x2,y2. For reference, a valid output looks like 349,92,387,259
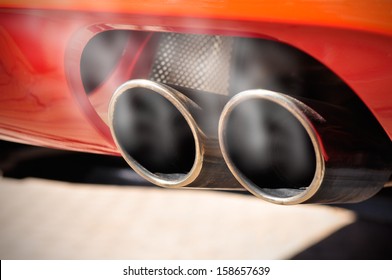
109,79,391,205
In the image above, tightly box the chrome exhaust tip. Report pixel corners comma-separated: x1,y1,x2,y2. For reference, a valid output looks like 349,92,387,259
109,79,243,190
219,90,388,204
108,79,202,188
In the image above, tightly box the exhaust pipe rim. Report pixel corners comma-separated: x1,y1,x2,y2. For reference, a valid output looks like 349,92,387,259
108,79,203,188
218,89,326,205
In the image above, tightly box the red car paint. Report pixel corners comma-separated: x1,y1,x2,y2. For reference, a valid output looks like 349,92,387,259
0,2,391,154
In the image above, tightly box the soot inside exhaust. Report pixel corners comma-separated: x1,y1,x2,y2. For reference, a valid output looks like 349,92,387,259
225,98,316,194
112,88,196,175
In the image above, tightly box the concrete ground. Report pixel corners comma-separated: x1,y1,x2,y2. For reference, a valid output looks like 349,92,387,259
0,176,365,259
2,174,392,260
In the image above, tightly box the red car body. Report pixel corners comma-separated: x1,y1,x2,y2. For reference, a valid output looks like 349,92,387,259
1,0,392,154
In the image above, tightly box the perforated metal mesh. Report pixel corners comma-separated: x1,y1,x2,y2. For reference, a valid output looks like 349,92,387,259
150,33,233,95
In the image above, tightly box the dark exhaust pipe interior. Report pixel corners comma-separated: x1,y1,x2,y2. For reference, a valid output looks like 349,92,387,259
109,79,243,190
219,90,392,204
224,95,317,198
113,86,196,175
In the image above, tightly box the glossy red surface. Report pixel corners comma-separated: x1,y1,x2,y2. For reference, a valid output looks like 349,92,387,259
0,7,391,154
0,12,116,154
3,1,392,35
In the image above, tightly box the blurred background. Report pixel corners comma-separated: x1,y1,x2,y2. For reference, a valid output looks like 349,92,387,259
1,139,392,259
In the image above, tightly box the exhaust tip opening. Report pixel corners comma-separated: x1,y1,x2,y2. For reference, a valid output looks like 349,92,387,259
109,80,201,188
219,90,324,204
